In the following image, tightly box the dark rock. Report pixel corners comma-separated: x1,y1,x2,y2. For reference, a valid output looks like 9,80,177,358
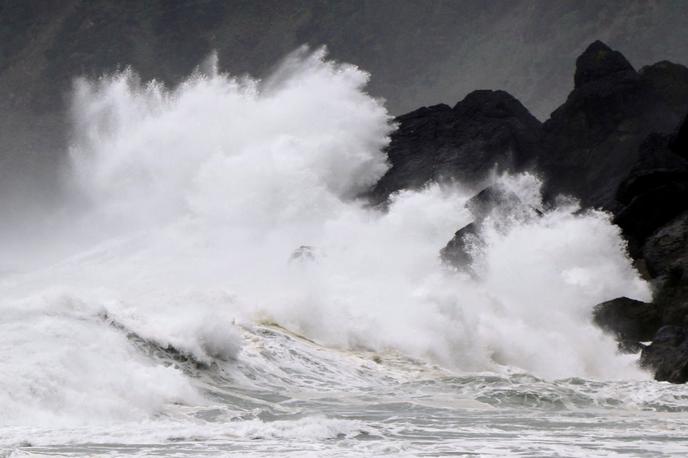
616,134,688,205
615,184,688,259
653,325,688,346
617,340,647,354
613,130,688,257
640,326,688,383
369,41,688,214
369,90,543,204
659,299,688,329
670,113,688,157
440,222,479,268
540,41,688,211
643,211,688,279
465,186,523,223
441,185,520,269
573,40,636,89
639,61,688,119
642,211,688,330
592,297,661,342
440,184,540,268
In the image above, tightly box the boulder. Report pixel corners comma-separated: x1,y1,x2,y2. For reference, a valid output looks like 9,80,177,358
369,90,543,204
592,297,661,342
640,326,688,383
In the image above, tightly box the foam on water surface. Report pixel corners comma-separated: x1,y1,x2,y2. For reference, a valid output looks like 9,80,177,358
0,48,683,457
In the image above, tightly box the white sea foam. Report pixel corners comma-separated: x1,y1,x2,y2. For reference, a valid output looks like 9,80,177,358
0,47,654,430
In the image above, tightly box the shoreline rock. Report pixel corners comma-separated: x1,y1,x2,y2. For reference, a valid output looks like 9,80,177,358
640,326,688,383
593,297,661,343
369,39,688,382
368,90,543,205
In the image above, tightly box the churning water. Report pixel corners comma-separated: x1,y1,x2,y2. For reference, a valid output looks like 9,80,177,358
2,48,688,457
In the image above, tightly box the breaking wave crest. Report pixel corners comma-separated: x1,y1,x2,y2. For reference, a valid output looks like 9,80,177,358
0,48,652,426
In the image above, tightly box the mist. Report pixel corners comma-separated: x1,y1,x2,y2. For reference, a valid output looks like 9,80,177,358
0,48,657,427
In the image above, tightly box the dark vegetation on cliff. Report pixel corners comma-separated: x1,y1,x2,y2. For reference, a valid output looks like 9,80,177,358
374,40,688,383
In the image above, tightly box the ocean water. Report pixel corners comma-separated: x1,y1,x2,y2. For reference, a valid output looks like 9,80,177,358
4,323,688,457
2,48,687,457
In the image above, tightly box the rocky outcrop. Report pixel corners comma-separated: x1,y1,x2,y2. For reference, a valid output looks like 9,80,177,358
440,184,539,270
643,211,688,281
439,186,512,270
671,114,688,156
610,114,688,322
370,41,688,212
594,114,688,381
643,211,688,329
369,90,543,204
640,326,688,383
573,40,636,88
540,41,688,211
613,132,688,257
593,297,661,343
369,39,688,381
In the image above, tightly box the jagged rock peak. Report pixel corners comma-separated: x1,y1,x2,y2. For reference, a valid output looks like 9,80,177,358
574,40,636,89
453,90,538,122
367,89,543,205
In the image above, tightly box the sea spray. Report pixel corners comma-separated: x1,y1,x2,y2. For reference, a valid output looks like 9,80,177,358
0,48,651,426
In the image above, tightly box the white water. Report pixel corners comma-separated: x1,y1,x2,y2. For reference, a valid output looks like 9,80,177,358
2,48,686,457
